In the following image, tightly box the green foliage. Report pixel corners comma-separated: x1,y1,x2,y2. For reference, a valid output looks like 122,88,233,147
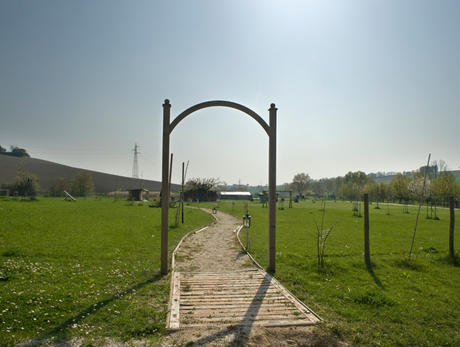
202,200,460,346
338,171,372,201
184,177,219,201
70,171,94,197
48,177,70,197
0,146,30,157
432,172,457,203
390,173,411,202
0,198,212,345
6,172,40,197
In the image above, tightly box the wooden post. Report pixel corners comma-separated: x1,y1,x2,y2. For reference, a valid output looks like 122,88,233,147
364,193,370,265
449,196,455,259
181,162,185,224
268,103,277,273
161,99,171,275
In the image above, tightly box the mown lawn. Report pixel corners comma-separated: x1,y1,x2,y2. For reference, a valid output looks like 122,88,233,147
204,199,460,346
0,197,212,346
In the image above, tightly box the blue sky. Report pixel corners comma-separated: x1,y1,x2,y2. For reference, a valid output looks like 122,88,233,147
1,0,459,185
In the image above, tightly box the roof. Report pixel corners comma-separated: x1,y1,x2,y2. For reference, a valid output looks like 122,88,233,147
219,191,252,196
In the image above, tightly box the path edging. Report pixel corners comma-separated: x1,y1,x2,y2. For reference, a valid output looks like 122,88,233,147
166,210,217,330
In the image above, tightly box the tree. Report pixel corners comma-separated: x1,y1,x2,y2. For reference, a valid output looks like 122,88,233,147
0,145,6,153
432,172,456,205
340,171,371,201
363,182,378,201
391,173,410,203
10,172,40,197
70,171,94,197
9,146,30,157
49,177,70,197
184,178,219,201
290,173,311,195
408,170,430,202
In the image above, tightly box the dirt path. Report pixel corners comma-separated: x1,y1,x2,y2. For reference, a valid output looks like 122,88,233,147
160,209,343,347
173,209,253,273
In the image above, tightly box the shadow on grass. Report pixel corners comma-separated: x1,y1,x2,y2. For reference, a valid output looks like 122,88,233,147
394,258,426,271
24,274,163,346
365,262,384,289
440,253,460,267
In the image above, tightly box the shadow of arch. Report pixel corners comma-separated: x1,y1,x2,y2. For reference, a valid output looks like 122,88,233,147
24,274,162,346
187,272,272,346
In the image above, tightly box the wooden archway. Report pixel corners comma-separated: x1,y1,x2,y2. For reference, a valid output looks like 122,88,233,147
160,99,277,274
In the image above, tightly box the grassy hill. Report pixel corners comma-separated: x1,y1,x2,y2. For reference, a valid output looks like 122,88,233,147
0,155,179,194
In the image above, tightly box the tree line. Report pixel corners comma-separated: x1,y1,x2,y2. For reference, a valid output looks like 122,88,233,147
290,166,459,206
0,145,30,158
1,171,94,198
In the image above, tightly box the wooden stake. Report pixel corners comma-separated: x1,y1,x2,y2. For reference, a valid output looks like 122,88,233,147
449,196,455,259
364,193,370,266
408,153,431,261
181,162,185,224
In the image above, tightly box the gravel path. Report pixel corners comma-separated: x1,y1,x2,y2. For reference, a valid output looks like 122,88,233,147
161,209,340,347
174,209,253,273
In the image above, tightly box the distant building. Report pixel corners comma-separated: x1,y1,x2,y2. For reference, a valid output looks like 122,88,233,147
128,188,149,201
219,191,253,201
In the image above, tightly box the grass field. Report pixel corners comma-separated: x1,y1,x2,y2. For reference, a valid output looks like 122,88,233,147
0,197,212,346
200,199,460,346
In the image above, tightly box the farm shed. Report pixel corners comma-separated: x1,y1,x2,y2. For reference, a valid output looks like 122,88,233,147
219,191,253,201
128,188,149,201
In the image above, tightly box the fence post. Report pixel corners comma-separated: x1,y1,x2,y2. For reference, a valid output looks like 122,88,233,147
449,196,455,259
364,193,370,266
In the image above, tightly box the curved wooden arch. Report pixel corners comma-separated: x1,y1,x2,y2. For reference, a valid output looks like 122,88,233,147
169,100,270,135
161,99,277,275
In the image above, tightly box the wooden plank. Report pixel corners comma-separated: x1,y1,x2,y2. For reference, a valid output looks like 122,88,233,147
181,314,309,323
182,319,318,328
182,310,301,319
167,271,180,329
180,304,295,311
180,289,281,296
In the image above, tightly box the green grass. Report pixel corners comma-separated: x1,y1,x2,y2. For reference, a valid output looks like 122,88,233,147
0,197,212,345
202,199,460,346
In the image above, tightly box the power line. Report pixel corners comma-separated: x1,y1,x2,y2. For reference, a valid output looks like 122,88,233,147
132,143,140,178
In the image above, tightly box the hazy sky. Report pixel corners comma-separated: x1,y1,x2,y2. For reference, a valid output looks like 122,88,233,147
1,0,459,185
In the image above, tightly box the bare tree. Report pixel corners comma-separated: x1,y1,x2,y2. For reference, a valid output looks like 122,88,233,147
291,173,312,196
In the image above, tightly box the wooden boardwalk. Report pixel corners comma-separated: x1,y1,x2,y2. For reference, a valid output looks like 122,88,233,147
166,210,321,332
168,269,320,329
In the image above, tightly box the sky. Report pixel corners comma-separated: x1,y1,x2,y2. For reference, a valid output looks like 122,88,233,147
1,0,459,185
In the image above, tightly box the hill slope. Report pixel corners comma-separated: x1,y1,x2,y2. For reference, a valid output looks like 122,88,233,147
0,155,178,193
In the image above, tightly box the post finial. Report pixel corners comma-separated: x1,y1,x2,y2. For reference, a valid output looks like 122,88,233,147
163,99,170,107
269,103,277,111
